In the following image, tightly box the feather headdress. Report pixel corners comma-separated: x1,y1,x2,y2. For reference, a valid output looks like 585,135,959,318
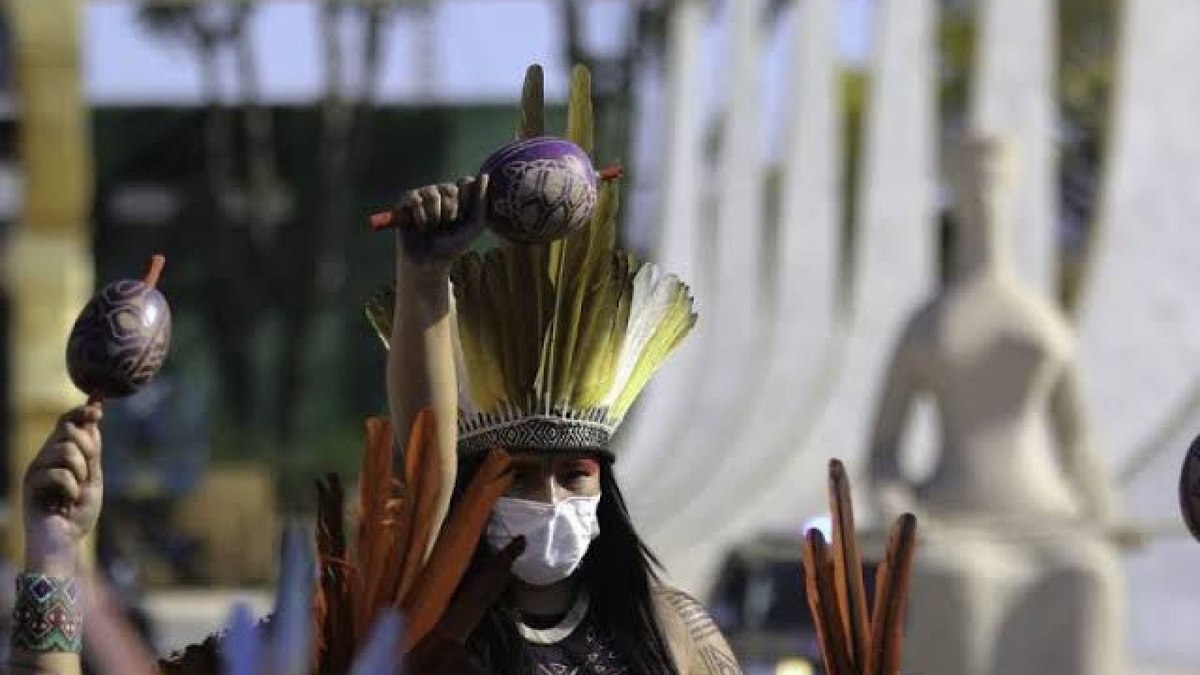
368,64,697,457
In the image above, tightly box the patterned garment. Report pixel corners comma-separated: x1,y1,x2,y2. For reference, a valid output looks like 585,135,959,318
524,609,633,675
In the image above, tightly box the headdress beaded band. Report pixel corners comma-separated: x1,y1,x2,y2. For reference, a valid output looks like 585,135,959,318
11,574,84,653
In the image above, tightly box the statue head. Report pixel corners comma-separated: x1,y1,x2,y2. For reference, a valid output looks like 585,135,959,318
947,133,1019,277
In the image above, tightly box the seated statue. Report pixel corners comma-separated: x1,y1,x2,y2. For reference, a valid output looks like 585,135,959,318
863,134,1126,675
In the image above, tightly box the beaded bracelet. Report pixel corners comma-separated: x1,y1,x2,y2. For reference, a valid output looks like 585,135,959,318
10,574,83,653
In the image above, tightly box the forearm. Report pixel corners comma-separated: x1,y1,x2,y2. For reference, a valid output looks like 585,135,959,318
387,265,453,435
9,653,80,675
386,262,459,555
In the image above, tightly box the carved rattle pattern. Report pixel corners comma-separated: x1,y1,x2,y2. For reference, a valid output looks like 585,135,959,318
67,278,171,398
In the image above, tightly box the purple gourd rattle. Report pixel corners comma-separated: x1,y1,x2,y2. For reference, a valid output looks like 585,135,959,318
369,137,622,249
1181,433,1200,543
66,254,172,407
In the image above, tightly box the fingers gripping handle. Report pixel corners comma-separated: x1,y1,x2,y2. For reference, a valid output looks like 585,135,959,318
38,406,102,518
371,175,490,262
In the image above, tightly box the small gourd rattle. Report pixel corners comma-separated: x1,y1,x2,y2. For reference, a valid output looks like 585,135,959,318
369,137,622,248
66,254,172,405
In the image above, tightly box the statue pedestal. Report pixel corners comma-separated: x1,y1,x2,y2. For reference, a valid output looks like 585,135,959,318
859,523,1129,675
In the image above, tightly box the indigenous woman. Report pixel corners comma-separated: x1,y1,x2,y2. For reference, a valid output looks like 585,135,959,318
364,65,739,667
368,66,741,675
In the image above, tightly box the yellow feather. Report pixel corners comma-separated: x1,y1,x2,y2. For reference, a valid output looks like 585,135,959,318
567,185,623,404
450,256,503,408
519,64,545,140
566,65,594,155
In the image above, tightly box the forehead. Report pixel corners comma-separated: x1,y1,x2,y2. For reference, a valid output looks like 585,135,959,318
508,451,602,469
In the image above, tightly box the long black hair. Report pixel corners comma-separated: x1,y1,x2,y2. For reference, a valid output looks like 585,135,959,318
453,454,679,675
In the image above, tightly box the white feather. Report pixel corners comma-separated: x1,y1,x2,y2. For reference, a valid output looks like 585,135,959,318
601,263,681,410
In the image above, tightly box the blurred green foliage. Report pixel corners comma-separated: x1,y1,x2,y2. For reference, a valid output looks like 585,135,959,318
90,104,563,508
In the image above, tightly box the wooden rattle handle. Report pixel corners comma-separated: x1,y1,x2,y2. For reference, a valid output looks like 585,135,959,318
143,254,165,288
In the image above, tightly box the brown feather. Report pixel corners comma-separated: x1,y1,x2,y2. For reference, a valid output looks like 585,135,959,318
802,533,840,675
807,529,855,675
396,409,444,604
829,459,870,669
316,473,355,674
354,416,406,641
867,514,918,675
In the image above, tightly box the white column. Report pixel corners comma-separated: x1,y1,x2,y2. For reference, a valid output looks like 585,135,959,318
662,0,937,593
625,0,772,523
1077,0,1200,663
970,0,1057,293
612,0,709,487
649,0,842,548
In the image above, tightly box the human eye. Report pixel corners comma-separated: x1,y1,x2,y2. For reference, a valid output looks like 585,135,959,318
562,470,589,486
560,459,599,485
508,468,540,494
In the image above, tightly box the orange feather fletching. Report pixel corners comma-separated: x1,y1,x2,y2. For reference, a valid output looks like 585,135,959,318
311,408,514,674
396,410,444,604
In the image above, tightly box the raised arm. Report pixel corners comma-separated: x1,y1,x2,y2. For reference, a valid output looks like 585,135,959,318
385,175,488,558
1049,363,1116,522
10,405,104,675
866,321,926,521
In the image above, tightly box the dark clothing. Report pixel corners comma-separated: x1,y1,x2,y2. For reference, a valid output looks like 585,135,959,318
524,605,633,675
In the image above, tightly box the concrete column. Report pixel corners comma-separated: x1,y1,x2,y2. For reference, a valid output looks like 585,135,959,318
613,0,708,490
970,0,1057,293
630,0,772,523
650,0,842,547
4,0,95,561
662,0,937,592
1077,0,1200,663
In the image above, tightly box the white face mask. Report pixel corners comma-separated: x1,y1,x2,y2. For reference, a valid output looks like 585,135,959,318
486,494,601,586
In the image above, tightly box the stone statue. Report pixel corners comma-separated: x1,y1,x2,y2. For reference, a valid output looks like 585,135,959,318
864,134,1125,675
